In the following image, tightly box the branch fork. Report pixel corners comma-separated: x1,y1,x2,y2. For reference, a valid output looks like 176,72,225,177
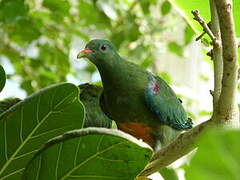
140,1,239,176
191,10,220,47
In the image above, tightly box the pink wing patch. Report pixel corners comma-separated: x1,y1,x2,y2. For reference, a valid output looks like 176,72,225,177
152,82,160,93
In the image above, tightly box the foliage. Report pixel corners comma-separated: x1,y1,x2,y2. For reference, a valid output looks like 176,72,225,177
184,129,240,180
23,128,152,180
0,83,85,179
0,0,194,94
170,0,240,41
0,78,152,179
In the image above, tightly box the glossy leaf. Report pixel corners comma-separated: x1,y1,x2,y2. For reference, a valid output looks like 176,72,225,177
161,1,172,16
140,0,151,14
184,25,195,45
169,0,240,36
23,128,153,180
0,65,6,93
0,83,84,179
184,129,240,180
168,42,184,57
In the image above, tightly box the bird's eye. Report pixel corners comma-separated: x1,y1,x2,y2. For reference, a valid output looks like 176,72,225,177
100,44,107,51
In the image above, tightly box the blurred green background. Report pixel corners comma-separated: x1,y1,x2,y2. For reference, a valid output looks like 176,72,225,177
0,0,213,122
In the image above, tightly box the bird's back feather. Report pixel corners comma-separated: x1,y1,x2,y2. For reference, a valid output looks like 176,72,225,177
145,74,193,130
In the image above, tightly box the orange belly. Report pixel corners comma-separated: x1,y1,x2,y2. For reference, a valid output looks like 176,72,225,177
117,122,155,147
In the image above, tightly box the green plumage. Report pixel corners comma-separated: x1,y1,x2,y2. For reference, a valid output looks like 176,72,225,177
78,39,192,148
79,83,112,128
146,74,192,130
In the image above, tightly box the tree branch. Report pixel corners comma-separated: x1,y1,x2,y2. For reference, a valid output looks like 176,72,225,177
209,0,223,115
139,121,211,176
140,0,239,176
213,0,239,126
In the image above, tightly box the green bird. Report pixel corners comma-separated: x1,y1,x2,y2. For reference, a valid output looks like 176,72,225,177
77,39,192,149
79,83,112,128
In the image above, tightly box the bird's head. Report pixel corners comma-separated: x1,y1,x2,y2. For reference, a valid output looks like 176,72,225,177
77,39,118,66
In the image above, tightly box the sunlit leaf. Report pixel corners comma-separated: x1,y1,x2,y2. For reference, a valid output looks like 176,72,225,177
169,0,240,36
161,1,172,16
23,128,153,180
184,25,195,45
167,41,184,57
140,0,151,14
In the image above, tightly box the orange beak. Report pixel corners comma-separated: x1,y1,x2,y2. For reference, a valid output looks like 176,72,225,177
77,48,92,59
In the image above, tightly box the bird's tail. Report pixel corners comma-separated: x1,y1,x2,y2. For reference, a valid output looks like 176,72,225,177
154,125,180,150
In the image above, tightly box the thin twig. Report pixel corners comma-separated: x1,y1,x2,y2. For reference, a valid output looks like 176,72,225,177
195,31,206,41
191,10,219,47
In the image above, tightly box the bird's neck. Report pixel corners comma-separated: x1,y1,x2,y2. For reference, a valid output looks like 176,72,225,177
97,57,127,89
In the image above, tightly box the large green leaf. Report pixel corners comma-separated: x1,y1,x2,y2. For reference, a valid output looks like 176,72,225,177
0,83,85,179
0,0,28,24
184,129,240,180
170,0,240,36
23,128,153,180
0,65,6,93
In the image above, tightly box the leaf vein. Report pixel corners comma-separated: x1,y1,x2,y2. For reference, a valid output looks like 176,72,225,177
35,155,42,180
74,138,82,167
4,120,8,161
20,106,23,143
60,141,126,180
0,91,73,175
0,168,24,180
56,142,63,180
13,149,39,160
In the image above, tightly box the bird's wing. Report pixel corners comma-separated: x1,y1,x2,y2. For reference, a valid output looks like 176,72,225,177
145,74,192,130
